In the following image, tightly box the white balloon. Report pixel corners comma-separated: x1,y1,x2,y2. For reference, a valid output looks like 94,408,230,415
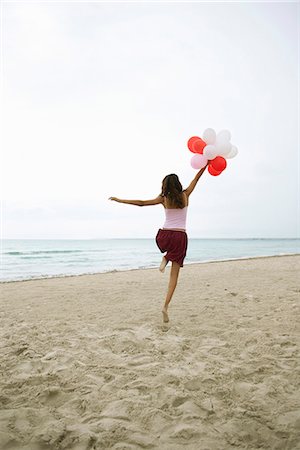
215,141,232,157
203,128,216,145
203,144,218,159
216,129,231,144
226,145,238,159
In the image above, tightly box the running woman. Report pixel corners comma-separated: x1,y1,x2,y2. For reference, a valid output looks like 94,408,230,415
109,165,207,322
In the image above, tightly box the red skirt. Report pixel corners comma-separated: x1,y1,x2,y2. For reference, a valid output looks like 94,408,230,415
156,229,188,267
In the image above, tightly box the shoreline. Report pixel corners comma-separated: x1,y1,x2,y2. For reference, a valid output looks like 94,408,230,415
1,252,299,284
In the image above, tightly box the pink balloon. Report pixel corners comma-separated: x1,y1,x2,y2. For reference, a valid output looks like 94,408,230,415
190,154,208,170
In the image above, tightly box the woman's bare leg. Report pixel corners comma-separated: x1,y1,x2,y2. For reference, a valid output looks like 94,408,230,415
162,261,181,322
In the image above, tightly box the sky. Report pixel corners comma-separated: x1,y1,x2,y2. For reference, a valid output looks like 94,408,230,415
1,0,299,239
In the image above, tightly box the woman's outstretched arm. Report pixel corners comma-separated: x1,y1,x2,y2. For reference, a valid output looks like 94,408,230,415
184,165,208,198
109,196,163,207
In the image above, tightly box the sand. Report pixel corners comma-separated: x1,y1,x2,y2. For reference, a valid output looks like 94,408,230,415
0,255,299,450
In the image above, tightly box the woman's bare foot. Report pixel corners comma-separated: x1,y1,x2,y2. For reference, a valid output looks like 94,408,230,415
162,307,169,323
159,256,167,273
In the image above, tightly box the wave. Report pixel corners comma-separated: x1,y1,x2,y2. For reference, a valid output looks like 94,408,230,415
4,250,83,256
4,249,108,256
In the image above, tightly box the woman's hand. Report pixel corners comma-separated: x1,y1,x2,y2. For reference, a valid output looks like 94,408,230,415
108,197,119,202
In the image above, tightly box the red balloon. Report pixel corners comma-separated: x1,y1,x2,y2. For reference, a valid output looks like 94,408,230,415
191,138,206,154
208,165,222,176
187,136,201,153
210,156,227,172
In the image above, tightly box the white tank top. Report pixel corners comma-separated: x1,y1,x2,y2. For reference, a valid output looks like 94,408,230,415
163,207,188,229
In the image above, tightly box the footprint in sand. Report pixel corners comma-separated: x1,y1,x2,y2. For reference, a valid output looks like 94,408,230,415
167,423,201,441
174,398,208,420
100,399,132,421
103,373,115,383
172,397,187,407
184,377,203,391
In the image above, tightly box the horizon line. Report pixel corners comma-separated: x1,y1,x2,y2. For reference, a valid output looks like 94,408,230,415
1,237,299,240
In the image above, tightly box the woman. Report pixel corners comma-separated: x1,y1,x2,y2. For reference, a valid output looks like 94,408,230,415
109,165,207,323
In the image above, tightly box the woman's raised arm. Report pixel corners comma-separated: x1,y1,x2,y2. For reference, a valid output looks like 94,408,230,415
184,165,208,198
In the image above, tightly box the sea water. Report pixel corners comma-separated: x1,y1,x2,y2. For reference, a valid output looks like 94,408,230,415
1,238,299,282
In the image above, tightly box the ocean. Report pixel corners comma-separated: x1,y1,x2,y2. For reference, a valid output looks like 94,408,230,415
1,238,299,282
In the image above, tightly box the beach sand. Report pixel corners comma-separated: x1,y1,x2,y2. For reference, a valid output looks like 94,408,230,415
0,255,299,450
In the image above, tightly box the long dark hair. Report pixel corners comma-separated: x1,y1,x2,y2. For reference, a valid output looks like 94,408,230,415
161,174,185,209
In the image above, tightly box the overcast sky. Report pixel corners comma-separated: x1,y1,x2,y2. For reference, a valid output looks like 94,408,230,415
2,1,299,239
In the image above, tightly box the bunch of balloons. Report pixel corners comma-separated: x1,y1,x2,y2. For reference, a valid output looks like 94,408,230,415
188,128,238,176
